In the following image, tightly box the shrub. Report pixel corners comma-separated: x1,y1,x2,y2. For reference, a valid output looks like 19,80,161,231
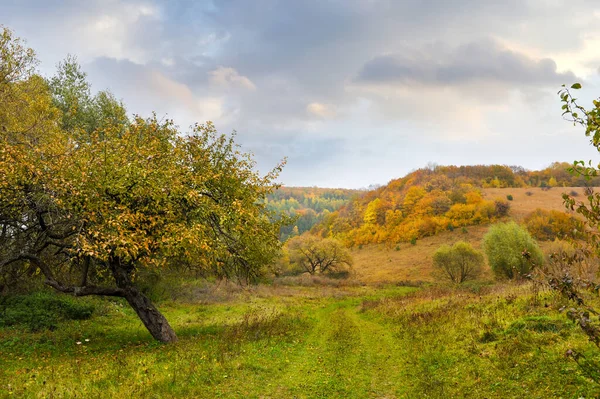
0,292,95,331
570,190,579,197
432,241,484,284
525,191,533,196
524,208,582,241
494,199,510,217
506,194,513,201
483,221,543,280
410,237,417,246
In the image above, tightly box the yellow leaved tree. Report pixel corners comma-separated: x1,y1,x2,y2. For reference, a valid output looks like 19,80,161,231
0,28,286,342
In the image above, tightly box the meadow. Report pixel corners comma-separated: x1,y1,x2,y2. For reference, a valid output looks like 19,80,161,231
2,186,599,398
2,280,600,398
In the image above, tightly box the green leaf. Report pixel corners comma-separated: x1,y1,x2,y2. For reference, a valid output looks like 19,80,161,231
571,83,582,89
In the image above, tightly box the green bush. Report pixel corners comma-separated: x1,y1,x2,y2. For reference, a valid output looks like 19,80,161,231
506,194,513,201
0,292,95,331
432,241,484,284
483,221,543,280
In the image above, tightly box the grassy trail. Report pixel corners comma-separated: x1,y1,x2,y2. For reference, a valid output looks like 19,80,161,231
265,299,404,398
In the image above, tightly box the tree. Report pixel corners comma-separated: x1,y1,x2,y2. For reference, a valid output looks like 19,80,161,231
287,236,353,275
483,221,543,280
0,27,285,342
559,84,600,252
432,241,484,283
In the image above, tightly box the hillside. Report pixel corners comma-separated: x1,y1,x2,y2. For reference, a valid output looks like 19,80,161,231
312,164,592,247
350,186,586,284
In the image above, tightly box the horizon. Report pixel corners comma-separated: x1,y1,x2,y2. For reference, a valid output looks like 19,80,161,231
4,1,600,188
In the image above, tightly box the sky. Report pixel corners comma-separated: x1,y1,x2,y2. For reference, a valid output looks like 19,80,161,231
3,0,600,188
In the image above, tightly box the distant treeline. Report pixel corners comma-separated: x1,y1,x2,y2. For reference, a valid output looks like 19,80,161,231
266,187,362,240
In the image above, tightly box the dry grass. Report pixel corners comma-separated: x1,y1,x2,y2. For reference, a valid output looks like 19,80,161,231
351,225,490,284
483,186,586,220
351,187,594,285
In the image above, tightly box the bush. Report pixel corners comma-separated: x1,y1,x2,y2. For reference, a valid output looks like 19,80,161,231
525,191,533,196
570,190,579,197
524,208,583,241
410,237,417,246
506,194,513,201
494,199,510,217
0,292,95,331
483,221,543,280
432,241,484,283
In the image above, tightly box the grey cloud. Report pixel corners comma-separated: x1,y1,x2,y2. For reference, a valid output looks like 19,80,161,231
357,40,578,87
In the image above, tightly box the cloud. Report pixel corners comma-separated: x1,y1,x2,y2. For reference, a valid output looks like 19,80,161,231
5,0,600,187
85,57,225,127
356,39,577,88
209,67,256,90
306,102,337,118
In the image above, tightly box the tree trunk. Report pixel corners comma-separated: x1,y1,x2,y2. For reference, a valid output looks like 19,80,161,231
122,285,178,343
110,259,178,343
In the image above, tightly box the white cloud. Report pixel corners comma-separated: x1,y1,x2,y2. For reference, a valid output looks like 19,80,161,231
209,67,256,90
306,102,337,118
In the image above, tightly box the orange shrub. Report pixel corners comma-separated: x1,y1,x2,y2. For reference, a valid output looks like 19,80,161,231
524,209,582,241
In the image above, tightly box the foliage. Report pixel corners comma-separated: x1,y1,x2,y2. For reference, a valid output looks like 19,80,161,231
432,241,484,283
483,222,543,280
312,160,589,247
0,291,94,331
0,27,286,342
524,208,582,241
265,187,359,239
286,236,353,275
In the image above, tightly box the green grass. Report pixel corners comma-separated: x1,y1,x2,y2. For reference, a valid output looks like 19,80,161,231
1,283,600,398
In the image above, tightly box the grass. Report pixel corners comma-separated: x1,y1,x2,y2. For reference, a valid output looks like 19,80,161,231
482,186,585,220
1,283,600,398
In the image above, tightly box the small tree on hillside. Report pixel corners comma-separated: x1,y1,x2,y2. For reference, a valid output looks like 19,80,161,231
483,221,543,280
287,236,352,275
432,241,484,284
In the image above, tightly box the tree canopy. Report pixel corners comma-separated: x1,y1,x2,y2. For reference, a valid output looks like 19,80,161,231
0,27,285,342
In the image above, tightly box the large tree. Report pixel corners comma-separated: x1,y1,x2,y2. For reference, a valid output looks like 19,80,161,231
0,28,285,342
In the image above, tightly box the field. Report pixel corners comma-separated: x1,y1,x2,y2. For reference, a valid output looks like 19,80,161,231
2,187,599,398
2,282,600,398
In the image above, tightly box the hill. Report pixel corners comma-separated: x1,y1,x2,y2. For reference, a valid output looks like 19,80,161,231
350,186,586,284
311,164,592,247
